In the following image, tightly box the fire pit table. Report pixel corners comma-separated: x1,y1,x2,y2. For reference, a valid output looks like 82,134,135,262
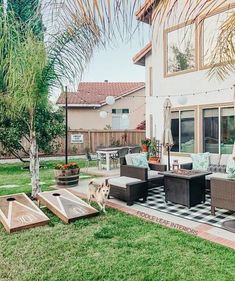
160,169,211,208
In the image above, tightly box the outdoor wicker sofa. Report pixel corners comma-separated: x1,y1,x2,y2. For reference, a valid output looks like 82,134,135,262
106,165,148,206
210,178,235,215
181,153,231,190
120,156,167,189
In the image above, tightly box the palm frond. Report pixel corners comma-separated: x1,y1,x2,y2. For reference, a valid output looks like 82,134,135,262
208,13,235,80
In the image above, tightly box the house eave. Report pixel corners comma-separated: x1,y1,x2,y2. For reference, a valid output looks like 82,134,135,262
57,103,101,108
133,43,152,66
135,0,158,24
99,85,145,106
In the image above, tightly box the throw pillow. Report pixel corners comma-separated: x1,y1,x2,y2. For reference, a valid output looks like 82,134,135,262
131,153,150,170
226,156,235,180
191,153,210,171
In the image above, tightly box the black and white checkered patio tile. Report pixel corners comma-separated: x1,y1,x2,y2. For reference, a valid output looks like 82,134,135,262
136,186,235,228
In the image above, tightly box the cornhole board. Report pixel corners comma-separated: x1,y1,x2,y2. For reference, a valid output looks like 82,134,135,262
37,189,98,223
0,193,50,233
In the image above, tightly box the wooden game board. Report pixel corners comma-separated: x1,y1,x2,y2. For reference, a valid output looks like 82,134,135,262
37,189,98,223
0,193,50,233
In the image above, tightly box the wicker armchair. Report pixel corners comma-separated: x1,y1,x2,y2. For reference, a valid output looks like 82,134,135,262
120,157,166,189
210,178,235,215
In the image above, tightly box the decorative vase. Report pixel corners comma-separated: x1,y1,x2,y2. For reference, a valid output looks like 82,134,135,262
148,156,160,163
142,144,148,152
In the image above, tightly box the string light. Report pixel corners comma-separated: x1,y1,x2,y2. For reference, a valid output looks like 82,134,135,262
62,86,233,108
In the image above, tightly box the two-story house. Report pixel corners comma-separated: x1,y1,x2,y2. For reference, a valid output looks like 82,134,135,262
134,0,235,163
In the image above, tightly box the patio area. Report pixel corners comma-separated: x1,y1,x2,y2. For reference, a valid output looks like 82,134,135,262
71,176,235,249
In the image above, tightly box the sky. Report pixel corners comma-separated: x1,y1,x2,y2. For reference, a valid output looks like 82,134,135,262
81,31,150,82
52,25,150,102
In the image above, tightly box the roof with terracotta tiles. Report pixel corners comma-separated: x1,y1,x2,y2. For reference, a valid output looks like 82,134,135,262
57,82,145,107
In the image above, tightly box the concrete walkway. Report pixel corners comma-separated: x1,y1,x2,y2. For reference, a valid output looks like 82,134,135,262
65,177,235,250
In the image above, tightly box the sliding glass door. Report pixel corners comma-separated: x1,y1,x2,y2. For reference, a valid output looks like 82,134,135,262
203,107,234,154
203,108,219,153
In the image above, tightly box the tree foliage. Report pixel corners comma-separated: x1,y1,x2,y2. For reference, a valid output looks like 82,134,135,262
170,42,194,72
0,99,64,161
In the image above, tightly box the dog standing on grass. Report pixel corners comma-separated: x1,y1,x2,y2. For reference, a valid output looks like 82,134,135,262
88,180,110,213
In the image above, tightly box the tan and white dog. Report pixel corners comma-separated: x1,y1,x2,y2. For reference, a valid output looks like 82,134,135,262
87,180,110,213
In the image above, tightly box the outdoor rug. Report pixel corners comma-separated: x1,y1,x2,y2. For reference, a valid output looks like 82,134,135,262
136,186,235,228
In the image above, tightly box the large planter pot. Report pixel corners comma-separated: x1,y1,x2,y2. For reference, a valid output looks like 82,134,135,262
142,144,148,152
148,157,160,164
54,168,80,187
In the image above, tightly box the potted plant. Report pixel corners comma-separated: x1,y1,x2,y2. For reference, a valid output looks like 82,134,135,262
141,138,151,152
148,138,160,163
54,162,80,187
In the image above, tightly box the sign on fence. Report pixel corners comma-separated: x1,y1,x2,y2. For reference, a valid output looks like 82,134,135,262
71,134,84,144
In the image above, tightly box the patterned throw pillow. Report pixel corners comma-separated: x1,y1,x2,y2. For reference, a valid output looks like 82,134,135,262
191,153,210,171
131,153,150,170
208,164,227,173
226,156,235,180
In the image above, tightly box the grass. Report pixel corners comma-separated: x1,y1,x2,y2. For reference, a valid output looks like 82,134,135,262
0,159,95,196
0,161,235,281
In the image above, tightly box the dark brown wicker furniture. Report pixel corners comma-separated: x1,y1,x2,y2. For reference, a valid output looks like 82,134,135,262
120,157,166,189
107,166,148,206
210,178,235,215
160,170,211,208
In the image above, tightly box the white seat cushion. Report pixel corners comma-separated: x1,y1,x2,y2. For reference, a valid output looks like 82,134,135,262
219,154,230,166
148,170,160,179
108,176,141,188
206,173,229,181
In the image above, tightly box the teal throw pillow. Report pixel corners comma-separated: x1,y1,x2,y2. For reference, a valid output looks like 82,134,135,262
191,153,210,171
131,153,150,170
226,156,235,180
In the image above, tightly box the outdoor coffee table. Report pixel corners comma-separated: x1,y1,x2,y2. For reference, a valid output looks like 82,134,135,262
160,169,211,208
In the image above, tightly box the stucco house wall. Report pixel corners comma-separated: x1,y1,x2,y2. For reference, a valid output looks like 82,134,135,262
139,0,235,164
67,87,145,130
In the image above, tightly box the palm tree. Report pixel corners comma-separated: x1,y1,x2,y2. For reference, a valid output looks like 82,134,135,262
1,0,234,198
46,0,234,78
0,8,100,197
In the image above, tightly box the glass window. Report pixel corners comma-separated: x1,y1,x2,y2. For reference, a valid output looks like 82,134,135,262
171,110,195,153
221,107,235,154
112,115,129,129
166,23,196,74
171,112,179,152
203,108,219,153
180,111,195,153
112,108,129,129
112,108,129,114
202,8,235,66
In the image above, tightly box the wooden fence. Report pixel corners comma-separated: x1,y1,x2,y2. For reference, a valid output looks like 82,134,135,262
57,130,145,155
0,130,145,159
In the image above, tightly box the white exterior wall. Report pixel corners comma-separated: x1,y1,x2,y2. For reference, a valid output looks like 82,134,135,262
145,0,235,164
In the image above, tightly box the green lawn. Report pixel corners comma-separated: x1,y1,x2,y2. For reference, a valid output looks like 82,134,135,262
0,159,94,196
0,161,235,281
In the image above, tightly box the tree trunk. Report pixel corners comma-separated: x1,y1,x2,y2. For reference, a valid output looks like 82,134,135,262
29,130,41,198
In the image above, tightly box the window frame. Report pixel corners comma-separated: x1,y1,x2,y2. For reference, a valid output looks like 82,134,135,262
163,19,199,78
171,108,196,154
163,3,235,77
198,3,235,70
199,102,234,154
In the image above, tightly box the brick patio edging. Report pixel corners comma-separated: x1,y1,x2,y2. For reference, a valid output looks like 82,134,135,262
69,189,235,250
